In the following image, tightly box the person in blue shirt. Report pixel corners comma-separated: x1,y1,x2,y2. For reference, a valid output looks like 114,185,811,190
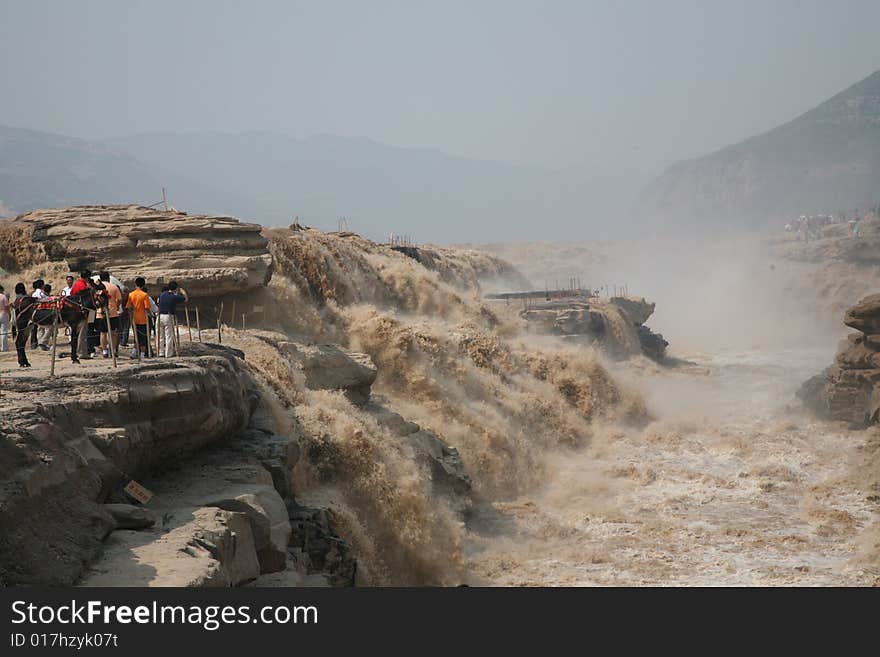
157,280,188,357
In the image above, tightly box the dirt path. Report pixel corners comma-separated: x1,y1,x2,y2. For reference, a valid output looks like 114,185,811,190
0,342,148,386
465,349,880,586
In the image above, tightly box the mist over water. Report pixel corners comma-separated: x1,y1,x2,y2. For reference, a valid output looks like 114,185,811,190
463,234,876,586
481,233,848,352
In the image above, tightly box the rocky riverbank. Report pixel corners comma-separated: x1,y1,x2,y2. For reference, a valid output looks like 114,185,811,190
800,293,880,426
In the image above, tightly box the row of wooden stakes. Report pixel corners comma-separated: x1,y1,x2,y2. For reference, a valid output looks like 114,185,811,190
45,301,259,377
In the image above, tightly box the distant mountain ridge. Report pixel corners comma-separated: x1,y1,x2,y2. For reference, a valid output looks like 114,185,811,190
638,69,880,230
0,124,645,242
0,124,249,219
105,131,644,242
0,124,163,211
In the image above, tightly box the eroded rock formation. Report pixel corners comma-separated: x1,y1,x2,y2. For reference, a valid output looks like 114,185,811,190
5,204,272,297
799,293,880,425
520,295,668,361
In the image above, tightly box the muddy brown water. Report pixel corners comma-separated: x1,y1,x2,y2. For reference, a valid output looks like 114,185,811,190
465,348,879,586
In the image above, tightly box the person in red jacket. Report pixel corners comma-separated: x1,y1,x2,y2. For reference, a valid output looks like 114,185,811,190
69,270,93,358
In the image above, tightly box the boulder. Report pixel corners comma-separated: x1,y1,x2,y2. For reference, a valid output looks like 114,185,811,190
844,294,880,335
638,325,669,361
248,334,378,404
286,504,357,587
298,345,377,404
236,429,299,499
104,503,156,530
81,507,261,587
609,296,656,326
406,430,472,500
363,401,471,504
363,401,420,437
205,485,291,574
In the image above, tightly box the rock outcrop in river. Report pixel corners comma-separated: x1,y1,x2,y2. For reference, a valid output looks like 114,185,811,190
800,293,880,425
519,295,668,361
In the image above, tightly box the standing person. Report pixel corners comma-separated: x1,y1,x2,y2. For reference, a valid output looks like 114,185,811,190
12,283,32,367
96,271,122,358
147,292,159,358
69,270,93,359
126,277,151,361
119,283,131,348
31,279,49,351
87,276,106,356
62,275,75,296
0,284,8,352
30,280,46,298
157,281,188,357
153,285,169,356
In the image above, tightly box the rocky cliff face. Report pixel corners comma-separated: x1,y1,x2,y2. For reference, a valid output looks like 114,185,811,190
3,204,272,297
799,294,880,426
775,216,880,265
639,70,880,231
0,347,259,585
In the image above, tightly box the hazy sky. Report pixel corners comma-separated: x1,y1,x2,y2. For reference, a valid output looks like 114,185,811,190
2,0,879,175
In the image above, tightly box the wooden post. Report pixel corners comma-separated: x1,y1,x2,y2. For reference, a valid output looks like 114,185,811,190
154,313,160,357
172,316,181,357
9,306,16,351
105,311,117,368
241,313,245,330
218,302,223,344
132,313,141,360
195,306,202,342
185,307,193,342
230,300,236,329
49,311,59,377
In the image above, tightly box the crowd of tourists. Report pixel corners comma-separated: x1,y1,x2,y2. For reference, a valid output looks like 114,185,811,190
784,208,878,242
0,270,188,365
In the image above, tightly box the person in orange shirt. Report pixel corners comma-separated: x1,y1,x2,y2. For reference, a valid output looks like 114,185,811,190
96,270,123,358
126,276,152,360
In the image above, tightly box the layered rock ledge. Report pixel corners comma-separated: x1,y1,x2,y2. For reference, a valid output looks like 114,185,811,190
5,204,272,297
0,346,260,585
800,293,880,425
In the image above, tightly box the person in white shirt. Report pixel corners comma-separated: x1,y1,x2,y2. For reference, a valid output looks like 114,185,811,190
31,281,46,300
31,279,49,350
62,275,75,296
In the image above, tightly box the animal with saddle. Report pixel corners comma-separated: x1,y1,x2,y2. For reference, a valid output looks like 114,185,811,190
12,290,102,368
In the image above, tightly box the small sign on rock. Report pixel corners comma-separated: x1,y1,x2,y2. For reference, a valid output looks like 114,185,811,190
124,480,154,505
